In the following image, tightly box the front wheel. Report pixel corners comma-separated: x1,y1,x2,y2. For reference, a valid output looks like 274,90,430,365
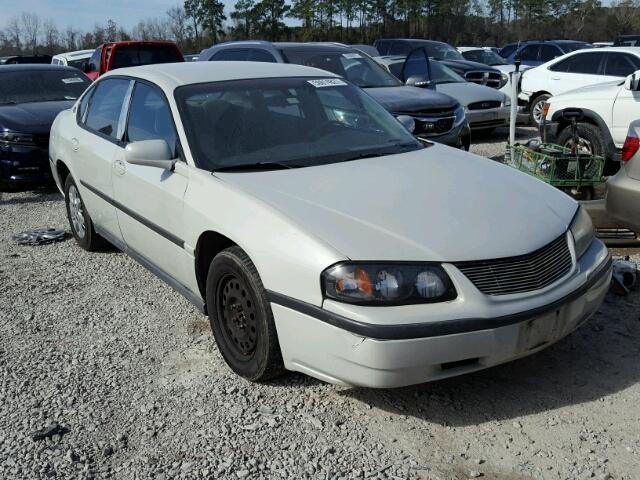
206,246,284,382
529,94,551,126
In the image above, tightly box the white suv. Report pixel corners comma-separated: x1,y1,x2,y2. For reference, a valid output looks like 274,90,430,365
520,47,640,124
543,70,640,173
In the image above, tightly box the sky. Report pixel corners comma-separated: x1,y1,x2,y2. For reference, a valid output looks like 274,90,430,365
0,0,239,30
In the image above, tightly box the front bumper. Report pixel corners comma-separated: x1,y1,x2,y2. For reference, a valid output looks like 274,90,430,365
270,239,611,388
606,169,640,233
466,106,510,130
0,143,53,189
417,120,471,150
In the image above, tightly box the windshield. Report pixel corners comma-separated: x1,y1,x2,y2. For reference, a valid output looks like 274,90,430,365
176,77,423,171
280,50,401,88
461,49,506,66
420,42,464,61
430,62,466,84
0,70,90,104
111,45,182,70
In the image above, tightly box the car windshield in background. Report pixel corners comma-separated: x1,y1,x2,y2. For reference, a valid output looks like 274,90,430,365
280,50,401,88
422,42,465,61
462,49,507,65
431,62,466,84
176,77,423,172
0,70,90,104
111,45,182,69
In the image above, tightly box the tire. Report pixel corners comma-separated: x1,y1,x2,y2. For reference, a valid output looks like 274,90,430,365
64,175,107,251
529,93,551,126
556,122,620,177
206,246,285,382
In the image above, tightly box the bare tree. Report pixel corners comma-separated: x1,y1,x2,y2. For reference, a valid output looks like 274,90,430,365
21,12,41,53
63,26,80,50
167,6,189,47
6,16,22,52
43,18,59,53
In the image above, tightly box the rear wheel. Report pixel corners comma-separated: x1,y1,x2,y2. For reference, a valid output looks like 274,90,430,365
206,246,284,381
64,175,107,251
529,94,551,126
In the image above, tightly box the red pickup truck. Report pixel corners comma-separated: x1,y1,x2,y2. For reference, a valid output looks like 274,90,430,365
83,41,184,81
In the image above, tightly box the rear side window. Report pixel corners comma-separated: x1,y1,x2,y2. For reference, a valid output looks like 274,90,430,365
550,52,604,74
540,45,562,62
604,53,640,76
126,82,178,156
85,78,131,139
249,50,276,62
211,49,248,61
519,45,539,61
111,45,182,70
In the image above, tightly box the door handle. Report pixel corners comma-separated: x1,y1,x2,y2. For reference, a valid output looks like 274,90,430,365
114,159,126,176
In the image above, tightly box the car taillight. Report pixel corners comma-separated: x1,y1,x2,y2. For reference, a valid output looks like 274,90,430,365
621,135,640,162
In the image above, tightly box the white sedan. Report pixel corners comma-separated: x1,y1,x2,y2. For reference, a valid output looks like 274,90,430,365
49,62,611,388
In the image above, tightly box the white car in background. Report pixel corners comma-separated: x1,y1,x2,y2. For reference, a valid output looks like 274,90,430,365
49,62,610,388
543,69,640,173
457,47,530,96
51,49,95,70
520,47,640,124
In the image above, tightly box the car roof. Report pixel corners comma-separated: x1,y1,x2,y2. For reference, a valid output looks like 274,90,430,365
0,64,81,73
563,46,640,54
101,61,340,90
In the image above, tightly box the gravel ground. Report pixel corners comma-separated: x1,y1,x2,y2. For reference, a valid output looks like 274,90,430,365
1,130,639,480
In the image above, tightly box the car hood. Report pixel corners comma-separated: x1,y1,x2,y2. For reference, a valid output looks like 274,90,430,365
549,80,623,103
216,145,576,262
0,101,75,133
363,86,458,112
438,59,500,73
435,82,505,107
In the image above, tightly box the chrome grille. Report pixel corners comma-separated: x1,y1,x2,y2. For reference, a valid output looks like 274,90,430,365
464,71,503,89
455,234,572,295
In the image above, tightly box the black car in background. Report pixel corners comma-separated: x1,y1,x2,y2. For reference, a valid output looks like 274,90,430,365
614,35,640,46
374,39,508,90
199,41,471,149
0,55,52,65
0,65,90,190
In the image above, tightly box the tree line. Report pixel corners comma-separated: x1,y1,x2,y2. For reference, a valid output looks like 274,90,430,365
1,0,640,57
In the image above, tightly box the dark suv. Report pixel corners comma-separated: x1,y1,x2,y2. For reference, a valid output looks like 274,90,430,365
374,39,507,90
503,40,591,67
199,41,471,149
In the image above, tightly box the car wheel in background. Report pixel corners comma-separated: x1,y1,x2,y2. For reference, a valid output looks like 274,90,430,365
556,122,619,175
529,94,551,125
206,246,285,382
64,175,107,251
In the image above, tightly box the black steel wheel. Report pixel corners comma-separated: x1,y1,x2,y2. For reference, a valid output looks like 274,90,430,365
206,246,284,381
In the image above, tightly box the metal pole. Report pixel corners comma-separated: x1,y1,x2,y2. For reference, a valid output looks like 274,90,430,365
509,55,521,161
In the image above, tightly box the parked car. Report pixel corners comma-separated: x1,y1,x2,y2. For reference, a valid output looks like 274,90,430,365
606,120,640,233
348,44,381,57
376,49,510,132
504,40,592,67
521,47,640,124
542,70,640,174
83,41,184,81
614,35,640,47
374,39,508,90
457,46,529,95
0,65,90,190
199,41,471,149
51,50,95,70
49,61,611,388
0,54,52,65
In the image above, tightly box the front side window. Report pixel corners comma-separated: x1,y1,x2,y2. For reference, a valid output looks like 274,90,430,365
0,70,90,105
554,52,604,74
540,45,562,62
126,82,177,156
84,78,131,139
520,45,539,61
176,77,423,171
281,50,400,88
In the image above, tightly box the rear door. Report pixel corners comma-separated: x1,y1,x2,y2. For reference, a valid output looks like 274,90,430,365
111,80,192,287
73,77,133,241
547,51,605,95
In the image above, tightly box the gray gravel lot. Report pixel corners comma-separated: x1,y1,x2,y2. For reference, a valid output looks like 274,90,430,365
1,129,639,480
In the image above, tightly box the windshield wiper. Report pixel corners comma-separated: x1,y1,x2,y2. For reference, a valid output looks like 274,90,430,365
212,161,301,172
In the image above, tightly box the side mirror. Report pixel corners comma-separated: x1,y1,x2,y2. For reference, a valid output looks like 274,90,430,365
405,75,433,89
125,140,175,170
396,115,415,133
624,71,640,91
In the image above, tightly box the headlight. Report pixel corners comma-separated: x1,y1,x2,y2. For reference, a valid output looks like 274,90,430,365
0,131,36,146
322,262,457,305
453,104,465,125
500,73,509,88
570,206,594,259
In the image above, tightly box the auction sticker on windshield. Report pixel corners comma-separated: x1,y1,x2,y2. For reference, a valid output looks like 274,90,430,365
308,79,348,88
62,77,85,84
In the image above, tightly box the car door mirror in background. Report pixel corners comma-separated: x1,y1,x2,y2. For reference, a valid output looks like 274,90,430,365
125,140,175,170
395,115,416,133
624,71,640,91
401,48,433,87
405,75,433,89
